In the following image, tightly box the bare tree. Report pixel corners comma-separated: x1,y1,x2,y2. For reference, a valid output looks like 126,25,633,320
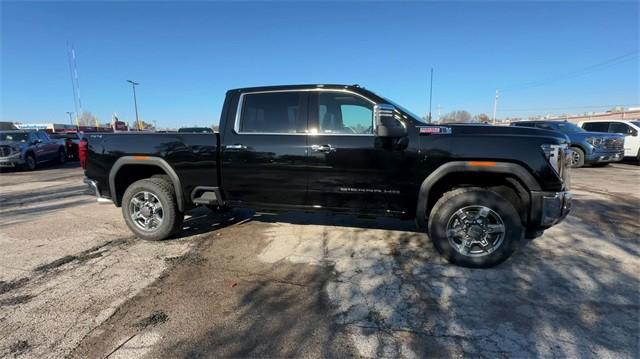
77,111,99,126
472,113,491,123
440,110,472,124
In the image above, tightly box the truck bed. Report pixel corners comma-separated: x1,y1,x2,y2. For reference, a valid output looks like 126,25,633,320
84,132,220,210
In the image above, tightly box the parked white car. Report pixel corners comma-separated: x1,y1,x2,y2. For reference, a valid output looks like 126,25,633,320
578,119,640,160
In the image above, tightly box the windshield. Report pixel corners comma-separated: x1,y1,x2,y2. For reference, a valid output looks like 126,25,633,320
555,122,585,134
0,132,29,142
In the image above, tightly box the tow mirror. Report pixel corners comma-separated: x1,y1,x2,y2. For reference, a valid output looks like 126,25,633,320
374,104,407,138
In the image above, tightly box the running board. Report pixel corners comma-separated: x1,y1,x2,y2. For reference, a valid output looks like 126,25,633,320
190,186,224,206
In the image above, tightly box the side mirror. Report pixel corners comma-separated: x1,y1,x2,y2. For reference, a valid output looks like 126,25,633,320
32,139,42,145
374,104,407,138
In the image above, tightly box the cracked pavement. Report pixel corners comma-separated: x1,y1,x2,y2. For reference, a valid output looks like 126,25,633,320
0,162,638,358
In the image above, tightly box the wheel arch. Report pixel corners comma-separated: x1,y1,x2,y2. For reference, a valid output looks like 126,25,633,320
109,156,184,212
416,161,540,229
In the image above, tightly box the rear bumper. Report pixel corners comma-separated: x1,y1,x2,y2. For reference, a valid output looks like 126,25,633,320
585,149,624,163
84,177,113,204
529,190,572,230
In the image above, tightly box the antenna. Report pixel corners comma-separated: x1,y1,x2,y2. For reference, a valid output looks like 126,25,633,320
428,68,434,124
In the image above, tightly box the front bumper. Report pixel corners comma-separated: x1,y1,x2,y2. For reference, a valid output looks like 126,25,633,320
585,149,624,163
0,155,25,167
84,177,113,204
529,190,572,229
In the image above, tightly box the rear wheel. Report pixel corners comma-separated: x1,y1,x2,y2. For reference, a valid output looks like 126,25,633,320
121,178,182,241
568,147,585,168
428,188,523,268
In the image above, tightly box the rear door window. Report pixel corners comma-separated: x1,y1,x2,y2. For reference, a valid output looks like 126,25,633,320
608,122,631,135
582,122,609,132
238,92,307,134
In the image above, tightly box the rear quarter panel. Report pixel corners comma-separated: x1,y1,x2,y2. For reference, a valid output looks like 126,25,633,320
85,132,219,206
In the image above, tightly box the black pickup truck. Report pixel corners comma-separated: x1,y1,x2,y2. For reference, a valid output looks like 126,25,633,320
82,84,571,267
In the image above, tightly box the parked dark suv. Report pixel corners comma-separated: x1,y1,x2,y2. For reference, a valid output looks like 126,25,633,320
511,120,624,167
0,130,66,170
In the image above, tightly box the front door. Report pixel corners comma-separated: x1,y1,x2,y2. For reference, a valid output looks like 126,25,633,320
221,91,309,207
608,122,639,157
305,91,410,214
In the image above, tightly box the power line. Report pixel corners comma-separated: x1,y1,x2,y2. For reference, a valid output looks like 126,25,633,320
501,50,639,92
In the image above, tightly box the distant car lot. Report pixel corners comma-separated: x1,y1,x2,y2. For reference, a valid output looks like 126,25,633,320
0,162,638,358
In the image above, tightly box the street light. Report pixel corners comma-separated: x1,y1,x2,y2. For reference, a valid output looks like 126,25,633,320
127,80,140,131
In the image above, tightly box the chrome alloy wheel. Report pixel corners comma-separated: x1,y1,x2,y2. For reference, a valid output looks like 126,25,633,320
129,191,164,231
446,205,506,257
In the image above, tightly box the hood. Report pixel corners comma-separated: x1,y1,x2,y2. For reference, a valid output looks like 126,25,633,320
0,140,23,148
568,131,624,140
433,124,570,143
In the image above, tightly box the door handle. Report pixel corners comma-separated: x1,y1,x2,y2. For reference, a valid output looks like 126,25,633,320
224,144,247,150
311,144,335,153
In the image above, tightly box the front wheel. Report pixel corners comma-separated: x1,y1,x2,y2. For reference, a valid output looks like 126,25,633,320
121,178,183,241
23,153,36,171
57,149,66,164
568,147,585,168
428,188,523,268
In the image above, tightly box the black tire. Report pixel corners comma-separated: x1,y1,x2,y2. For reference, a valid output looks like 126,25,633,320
569,147,585,168
428,188,523,268
121,178,182,241
57,148,66,164
23,153,36,171
147,177,184,234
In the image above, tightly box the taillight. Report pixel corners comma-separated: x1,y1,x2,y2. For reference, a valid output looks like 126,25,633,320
79,139,88,169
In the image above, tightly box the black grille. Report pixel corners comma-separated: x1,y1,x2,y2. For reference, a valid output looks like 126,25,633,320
0,146,13,157
604,138,624,150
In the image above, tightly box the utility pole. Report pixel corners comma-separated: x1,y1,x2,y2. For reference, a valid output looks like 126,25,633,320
492,89,499,125
437,104,442,121
428,68,434,124
127,80,140,131
66,111,74,126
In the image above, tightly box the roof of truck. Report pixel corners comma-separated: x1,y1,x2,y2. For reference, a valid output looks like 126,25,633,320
227,84,364,93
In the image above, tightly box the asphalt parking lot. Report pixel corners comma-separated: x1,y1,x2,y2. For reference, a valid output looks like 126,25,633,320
0,162,638,358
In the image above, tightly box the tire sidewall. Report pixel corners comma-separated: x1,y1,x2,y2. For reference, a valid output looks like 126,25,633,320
121,179,178,241
569,147,585,168
25,153,36,171
428,189,523,268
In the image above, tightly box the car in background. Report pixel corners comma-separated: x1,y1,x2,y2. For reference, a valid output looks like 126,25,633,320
511,120,624,168
0,130,66,170
577,120,640,161
177,127,214,133
49,132,82,160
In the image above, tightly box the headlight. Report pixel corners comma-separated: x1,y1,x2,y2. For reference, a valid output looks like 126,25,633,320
586,137,604,147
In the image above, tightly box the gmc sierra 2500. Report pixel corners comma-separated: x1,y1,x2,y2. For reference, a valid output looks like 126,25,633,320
82,84,571,267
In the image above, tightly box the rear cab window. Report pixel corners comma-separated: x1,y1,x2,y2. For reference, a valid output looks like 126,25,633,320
237,92,307,134
582,122,609,132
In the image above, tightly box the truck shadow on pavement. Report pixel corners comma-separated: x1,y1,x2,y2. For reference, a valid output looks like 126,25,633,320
75,194,638,358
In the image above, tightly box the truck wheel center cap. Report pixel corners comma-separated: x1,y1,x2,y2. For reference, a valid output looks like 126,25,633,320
140,206,152,217
467,225,485,239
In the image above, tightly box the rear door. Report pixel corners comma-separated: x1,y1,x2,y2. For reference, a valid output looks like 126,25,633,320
221,91,310,207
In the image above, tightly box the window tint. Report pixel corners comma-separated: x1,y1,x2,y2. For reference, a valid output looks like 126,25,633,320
582,122,609,132
239,92,305,134
318,92,373,134
608,122,630,134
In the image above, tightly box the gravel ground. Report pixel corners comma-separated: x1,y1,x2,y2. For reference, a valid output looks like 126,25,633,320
0,162,638,358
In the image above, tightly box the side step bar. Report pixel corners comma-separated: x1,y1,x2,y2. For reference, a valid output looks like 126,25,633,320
190,186,224,206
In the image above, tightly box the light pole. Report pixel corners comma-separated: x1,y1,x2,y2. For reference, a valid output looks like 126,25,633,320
127,80,140,130
428,68,434,124
492,89,499,125
66,111,74,126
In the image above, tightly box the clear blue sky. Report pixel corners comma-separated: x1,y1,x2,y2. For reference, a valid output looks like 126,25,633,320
2,1,638,128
